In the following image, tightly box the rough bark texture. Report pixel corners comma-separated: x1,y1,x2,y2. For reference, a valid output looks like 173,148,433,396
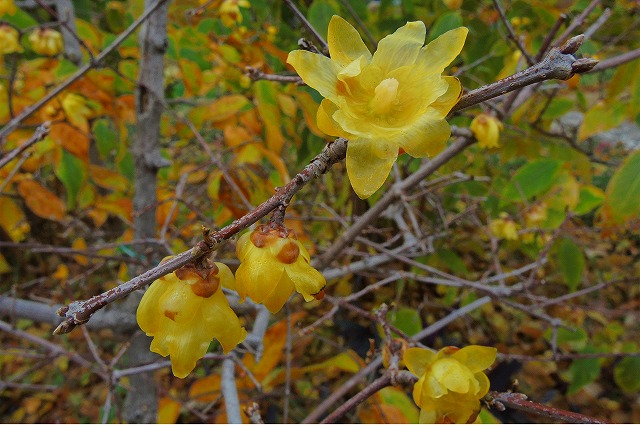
125,1,171,422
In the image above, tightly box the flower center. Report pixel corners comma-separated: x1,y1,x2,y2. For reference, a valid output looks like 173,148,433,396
372,78,399,115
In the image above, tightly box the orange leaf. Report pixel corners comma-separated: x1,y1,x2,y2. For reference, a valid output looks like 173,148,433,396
157,397,181,423
17,180,66,221
189,374,221,403
72,238,89,266
89,165,129,192
208,95,250,123
50,123,89,160
0,196,30,241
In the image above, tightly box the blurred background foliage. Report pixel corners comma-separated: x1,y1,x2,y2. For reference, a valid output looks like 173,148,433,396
0,0,639,422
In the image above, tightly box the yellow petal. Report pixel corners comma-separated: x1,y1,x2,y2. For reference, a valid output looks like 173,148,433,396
430,76,462,117
263,272,295,313
416,27,468,75
451,345,497,373
371,21,426,73
296,239,311,263
418,408,436,424
413,375,426,408
403,347,436,377
431,358,473,394
236,231,252,260
287,50,341,101
236,248,285,303
346,137,398,199
158,282,202,324
287,260,326,301
397,109,451,157
328,15,371,67
215,261,236,291
136,278,171,334
202,289,247,353
473,371,491,397
317,99,351,138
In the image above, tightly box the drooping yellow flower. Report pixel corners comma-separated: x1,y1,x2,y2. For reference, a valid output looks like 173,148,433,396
137,259,247,378
287,16,467,199
219,0,250,27
404,345,497,424
0,24,23,54
61,93,92,133
28,28,64,56
490,212,520,241
0,0,17,15
235,224,326,313
470,113,503,148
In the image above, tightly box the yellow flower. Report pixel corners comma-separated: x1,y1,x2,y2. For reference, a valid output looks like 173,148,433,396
404,345,497,424
0,24,23,54
470,113,503,148
219,0,250,27
0,0,16,15
235,224,326,313
287,16,467,199
28,28,64,56
61,93,92,132
489,213,519,241
137,259,247,378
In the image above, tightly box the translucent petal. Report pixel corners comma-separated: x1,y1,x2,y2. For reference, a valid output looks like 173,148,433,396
317,99,350,138
396,108,451,158
136,278,171,334
215,262,236,291
429,76,462,118
431,358,473,393
262,272,295,313
413,375,426,407
165,318,211,378
328,15,371,67
419,408,436,424
451,345,497,372
474,371,491,397
403,347,437,377
387,67,448,121
371,21,426,73
202,289,247,353
416,27,468,75
287,50,341,101
346,137,398,199
235,248,285,303
236,231,252,261
158,282,202,324
296,239,311,263
287,259,326,301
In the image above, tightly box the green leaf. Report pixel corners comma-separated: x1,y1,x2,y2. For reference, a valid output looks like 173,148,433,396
379,387,419,423
387,307,422,337
55,150,87,209
614,356,640,394
568,347,600,394
501,159,561,205
555,238,585,292
547,328,587,351
574,185,605,215
93,119,119,163
308,0,337,41
428,11,463,41
603,150,640,223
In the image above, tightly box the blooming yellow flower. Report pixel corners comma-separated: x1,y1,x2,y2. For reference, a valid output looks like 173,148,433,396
137,259,247,378
0,0,17,15
490,213,519,241
0,24,23,54
470,113,503,148
235,224,326,313
219,0,250,27
29,28,64,56
404,345,497,424
287,16,467,199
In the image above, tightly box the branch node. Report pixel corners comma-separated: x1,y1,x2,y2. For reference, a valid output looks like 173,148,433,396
560,34,585,54
571,57,599,73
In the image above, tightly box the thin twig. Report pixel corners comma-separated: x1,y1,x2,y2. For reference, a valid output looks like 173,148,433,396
554,0,601,47
0,122,50,170
493,0,535,66
589,48,640,72
283,0,329,53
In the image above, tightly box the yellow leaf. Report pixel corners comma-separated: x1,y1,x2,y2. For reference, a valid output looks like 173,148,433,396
72,238,89,265
17,180,66,221
0,196,30,241
0,253,10,274
303,350,363,374
189,374,221,403
208,95,250,123
89,164,129,192
52,264,69,281
157,397,181,423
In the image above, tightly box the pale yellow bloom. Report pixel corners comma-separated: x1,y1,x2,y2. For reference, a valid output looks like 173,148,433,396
490,213,519,241
29,28,63,56
287,16,467,199
404,345,497,424
137,259,247,378
219,0,250,27
235,224,326,313
0,0,16,15
61,93,92,132
470,113,503,148
0,24,22,54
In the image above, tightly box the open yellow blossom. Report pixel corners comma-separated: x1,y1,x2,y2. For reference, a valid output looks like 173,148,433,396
470,113,503,148
219,0,250,27
404,345,497,424
490,212,519,241
29,28,64,56
0,24,23,54
287,16,467,199
137,259,247,378
0,0,17,16
235,224,326,313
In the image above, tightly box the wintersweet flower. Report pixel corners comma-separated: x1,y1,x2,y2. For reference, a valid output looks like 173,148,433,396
490,213,519,241
287,16,467,199
404,345,497,424
0,24,23,54
235,224,326,313
219,0,250,27
29,28,64,56
470,113,503,148
137,258,247,378
0,0,17,16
